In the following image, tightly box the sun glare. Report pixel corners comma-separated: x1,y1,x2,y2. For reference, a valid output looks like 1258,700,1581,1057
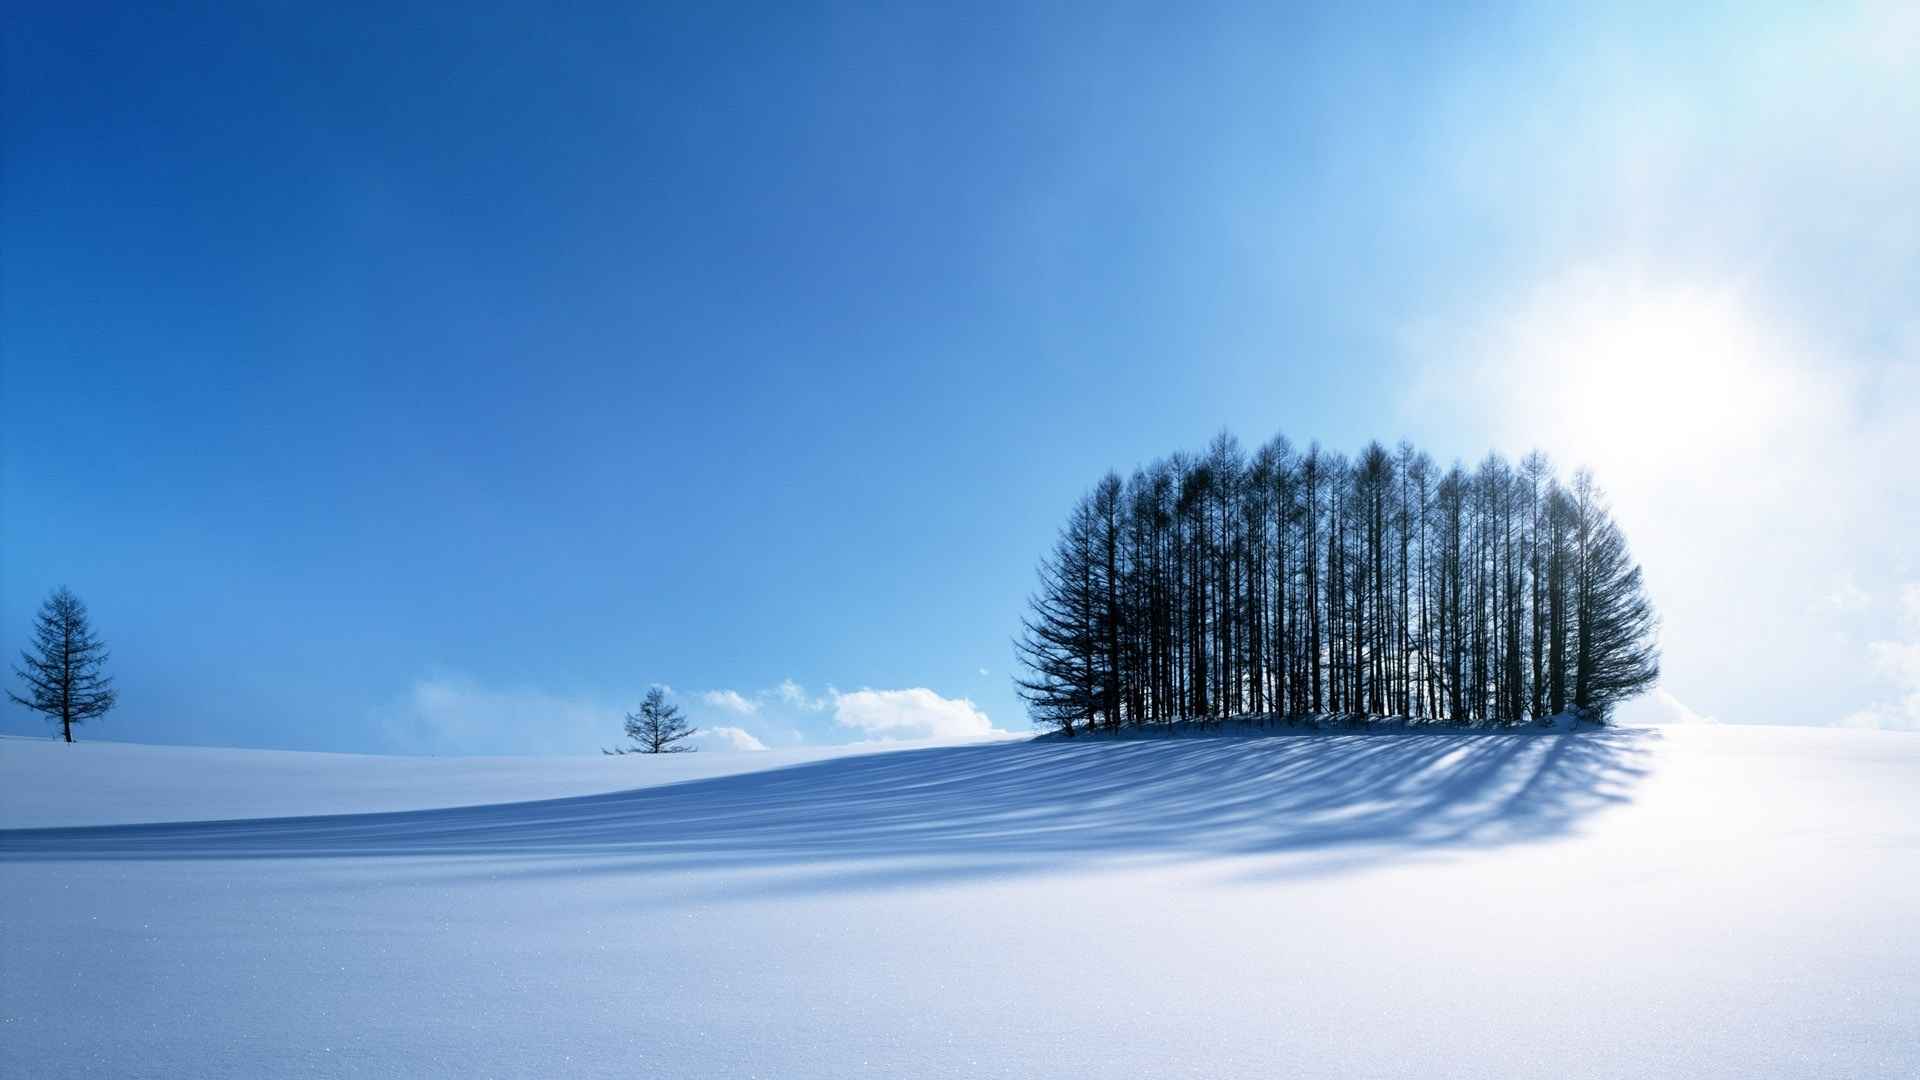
1491,277,1810,495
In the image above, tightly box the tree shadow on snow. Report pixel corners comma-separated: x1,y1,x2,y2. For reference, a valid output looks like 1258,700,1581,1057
0,729,1655,890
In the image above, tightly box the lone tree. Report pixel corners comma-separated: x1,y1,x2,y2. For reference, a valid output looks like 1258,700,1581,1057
605,687,698,754
10,587,117,743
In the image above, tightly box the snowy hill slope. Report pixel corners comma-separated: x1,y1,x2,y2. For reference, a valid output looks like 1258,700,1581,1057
0,736,910,827
2,725,1916,1078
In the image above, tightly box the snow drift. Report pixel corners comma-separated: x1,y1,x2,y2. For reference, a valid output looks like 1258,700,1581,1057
2,725,1916,1078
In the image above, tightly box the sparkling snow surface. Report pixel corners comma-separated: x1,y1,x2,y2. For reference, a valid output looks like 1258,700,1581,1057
3,725,1916,1078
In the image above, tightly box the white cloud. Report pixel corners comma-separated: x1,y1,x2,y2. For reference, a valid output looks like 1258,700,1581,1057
1848,586,1920,731
1840,701,1920,733
1868,639,1920,688
978,667,990,677
775,678,830,711
1899,584,1920,633
699,689,759,716
830,687,1003,741
1828,576,1873,614
694,725,769,752
379,675,613,756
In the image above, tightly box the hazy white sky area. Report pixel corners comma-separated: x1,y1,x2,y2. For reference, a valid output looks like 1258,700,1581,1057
1398,3,1919,729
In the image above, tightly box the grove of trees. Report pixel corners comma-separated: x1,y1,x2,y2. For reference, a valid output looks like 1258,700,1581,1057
1016,432,1659,736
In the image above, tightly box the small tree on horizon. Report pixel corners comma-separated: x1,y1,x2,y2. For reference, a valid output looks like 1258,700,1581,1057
9,586,118,743
605,687,698,754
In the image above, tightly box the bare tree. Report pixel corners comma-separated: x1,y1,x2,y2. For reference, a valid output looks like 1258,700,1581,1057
606,687,698,754
10,587,117,743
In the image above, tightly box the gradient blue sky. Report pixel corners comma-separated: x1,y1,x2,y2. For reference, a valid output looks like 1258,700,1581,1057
5,3,1917,753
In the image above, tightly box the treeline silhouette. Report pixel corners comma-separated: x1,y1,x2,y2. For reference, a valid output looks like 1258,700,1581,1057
1016,432,1659,735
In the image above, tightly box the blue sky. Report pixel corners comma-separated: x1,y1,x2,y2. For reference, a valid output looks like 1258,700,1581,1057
5,3,1917,752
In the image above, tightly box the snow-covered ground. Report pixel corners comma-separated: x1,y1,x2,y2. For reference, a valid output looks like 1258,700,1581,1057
0,736,903,827
3,724,1916,1078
